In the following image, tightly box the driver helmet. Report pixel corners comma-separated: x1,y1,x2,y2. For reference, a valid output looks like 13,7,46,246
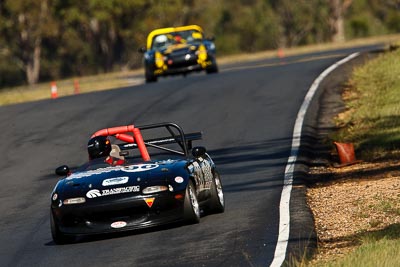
154,34,168,47
174,35,182,43
87,136,112,159
192,32,202,40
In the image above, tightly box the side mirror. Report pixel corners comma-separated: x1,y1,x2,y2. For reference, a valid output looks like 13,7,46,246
55,165,70,176
192,146,207,158
138,47,146,53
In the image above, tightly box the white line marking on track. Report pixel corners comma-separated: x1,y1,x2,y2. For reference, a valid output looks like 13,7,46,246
269,52,360,267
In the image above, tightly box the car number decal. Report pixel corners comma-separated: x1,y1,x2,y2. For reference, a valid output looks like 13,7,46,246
121,164,159,173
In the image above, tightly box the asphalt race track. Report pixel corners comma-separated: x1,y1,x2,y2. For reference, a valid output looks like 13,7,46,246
0,45,381,267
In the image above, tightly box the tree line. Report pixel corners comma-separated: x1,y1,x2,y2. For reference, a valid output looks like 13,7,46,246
0,0,399,88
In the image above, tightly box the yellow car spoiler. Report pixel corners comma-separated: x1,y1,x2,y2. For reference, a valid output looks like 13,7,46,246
146,25,204,50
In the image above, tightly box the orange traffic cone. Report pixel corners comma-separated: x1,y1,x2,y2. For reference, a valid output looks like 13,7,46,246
51,81,58,99
334,142,360,166
74,79,80,94
277,48,285,58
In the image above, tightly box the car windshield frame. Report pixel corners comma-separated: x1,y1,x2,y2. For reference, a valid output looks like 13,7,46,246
150,30,203,50
146,25,204,50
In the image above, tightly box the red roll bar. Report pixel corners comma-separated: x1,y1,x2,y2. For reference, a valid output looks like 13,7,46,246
91,125,135,137
91,124,150,161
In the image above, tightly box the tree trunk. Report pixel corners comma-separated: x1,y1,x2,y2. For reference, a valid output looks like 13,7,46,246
330,0,352,43
23,0,48,85
332,13,345,43
26,38,41,85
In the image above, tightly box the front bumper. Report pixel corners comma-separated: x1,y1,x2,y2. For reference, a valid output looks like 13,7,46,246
151,53,215,76
52,192,185,235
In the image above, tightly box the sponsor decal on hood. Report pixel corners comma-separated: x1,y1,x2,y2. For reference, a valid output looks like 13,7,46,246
144,197,155,208
86,186,140,198
66,166,121,180
155,159,177,165
102,176,129,186
174,176,184,183
68,164,159,181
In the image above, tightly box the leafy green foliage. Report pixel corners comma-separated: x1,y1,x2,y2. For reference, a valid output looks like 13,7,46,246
333,48,400,159
0,0,399,87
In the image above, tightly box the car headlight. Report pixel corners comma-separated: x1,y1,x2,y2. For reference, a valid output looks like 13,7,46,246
142,185,168,194
63,197,86,205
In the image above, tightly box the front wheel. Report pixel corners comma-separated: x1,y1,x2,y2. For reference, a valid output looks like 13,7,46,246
209,171,225,213
206,59,218,74
183,180,200,224
50,210,74,244
145,69,157,83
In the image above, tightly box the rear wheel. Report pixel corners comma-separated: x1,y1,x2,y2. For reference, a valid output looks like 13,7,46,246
50,210,74,244
209,171,225,213
183,180,200,224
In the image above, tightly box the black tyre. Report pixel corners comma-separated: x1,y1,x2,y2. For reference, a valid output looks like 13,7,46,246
183,180,200,224
145,70,157,83
206,59,218,74
50,210,74,244
209,171,225,213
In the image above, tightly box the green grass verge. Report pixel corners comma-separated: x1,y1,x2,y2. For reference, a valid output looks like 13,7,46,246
332,46,400,160
305,41,400,267
312,224,400,267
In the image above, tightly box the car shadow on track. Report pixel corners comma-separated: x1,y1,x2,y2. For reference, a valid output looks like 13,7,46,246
44,209,217,246
210,138,292,172
207,138,294,193
44,221,189,246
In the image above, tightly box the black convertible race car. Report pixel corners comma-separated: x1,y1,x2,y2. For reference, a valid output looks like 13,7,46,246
50,122,224,244
139,25,218,83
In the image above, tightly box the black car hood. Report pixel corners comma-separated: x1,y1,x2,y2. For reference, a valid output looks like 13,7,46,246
57,159,189,198
162,43,198,55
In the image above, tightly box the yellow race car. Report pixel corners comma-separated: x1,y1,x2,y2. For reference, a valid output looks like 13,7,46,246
139,25,218,83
